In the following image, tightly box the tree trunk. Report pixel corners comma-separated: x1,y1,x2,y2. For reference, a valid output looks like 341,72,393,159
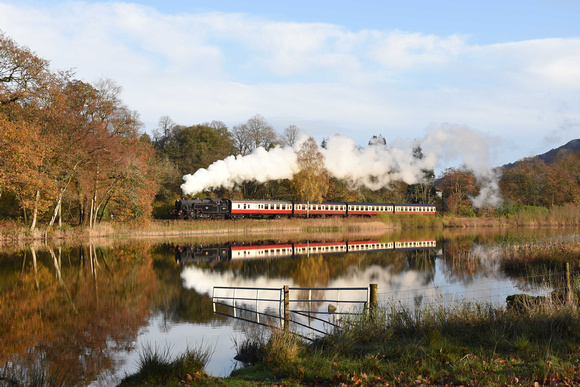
49,169,76,227
30,189,40,232
49,195,62,227
90,190,97,229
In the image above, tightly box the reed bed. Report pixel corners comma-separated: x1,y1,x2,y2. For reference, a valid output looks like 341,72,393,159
501,237,580,275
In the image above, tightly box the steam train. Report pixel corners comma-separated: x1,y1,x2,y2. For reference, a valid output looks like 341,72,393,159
171,198,436,220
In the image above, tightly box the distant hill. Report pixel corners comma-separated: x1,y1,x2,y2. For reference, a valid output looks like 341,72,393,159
502,139,580,169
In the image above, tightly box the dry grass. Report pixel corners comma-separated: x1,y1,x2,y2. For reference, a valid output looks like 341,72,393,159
501,238,580,275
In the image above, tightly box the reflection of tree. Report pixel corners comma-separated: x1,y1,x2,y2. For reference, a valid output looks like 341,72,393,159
0,243,159,384
441,237,482,283
147,244,229,326
405,249,437,285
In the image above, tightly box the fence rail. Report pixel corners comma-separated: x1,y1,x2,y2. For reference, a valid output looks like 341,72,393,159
212,268,576,338
212,284,378,338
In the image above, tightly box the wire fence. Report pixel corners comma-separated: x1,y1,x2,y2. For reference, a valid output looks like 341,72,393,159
378,270,577,311
212,269,578,338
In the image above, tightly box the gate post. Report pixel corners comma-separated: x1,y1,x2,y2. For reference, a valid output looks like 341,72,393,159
283,285,290,331
369,283,378,313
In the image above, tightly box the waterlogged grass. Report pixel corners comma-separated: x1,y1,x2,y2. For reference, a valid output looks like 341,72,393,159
1,356,71,387
119,341,213,386
226,302,580,386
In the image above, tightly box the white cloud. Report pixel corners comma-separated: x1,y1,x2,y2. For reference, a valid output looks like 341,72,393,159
1,1,579,165
368,30,466,69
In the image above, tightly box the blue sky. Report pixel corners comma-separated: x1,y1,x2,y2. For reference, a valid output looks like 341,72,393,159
1,0,579,168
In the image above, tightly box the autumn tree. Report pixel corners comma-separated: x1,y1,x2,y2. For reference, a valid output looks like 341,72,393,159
554,151,580,203
0,30,49,106
0,115,56,229
0,31,58,230
232,114,278,156
500,156,579,207
439,166,478,215
1,33,160,228
77,79,155,227
290,137,329,202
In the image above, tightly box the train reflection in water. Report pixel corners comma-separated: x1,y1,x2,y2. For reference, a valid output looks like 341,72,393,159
173,238,437,264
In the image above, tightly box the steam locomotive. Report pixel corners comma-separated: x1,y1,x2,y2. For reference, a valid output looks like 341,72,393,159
170,198,436,220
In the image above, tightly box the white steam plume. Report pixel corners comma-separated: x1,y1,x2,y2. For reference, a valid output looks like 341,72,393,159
321,135,437,190
421,124,503,207
181,146,300,195
181,124,503,208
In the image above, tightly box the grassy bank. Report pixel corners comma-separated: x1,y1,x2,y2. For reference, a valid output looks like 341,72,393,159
120,299,580,386
2,204,579,245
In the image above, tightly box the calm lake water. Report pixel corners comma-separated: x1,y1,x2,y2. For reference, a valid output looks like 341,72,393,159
1,227,578,385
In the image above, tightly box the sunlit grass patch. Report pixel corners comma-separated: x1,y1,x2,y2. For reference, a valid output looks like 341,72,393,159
119,341,213,386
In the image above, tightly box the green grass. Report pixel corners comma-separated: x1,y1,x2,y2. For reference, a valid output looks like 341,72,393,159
224,301,580,386
116,289,580,386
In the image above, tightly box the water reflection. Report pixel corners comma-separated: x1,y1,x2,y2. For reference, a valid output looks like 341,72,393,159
0,228,577,383
0,243,158,386
173,238,436,264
